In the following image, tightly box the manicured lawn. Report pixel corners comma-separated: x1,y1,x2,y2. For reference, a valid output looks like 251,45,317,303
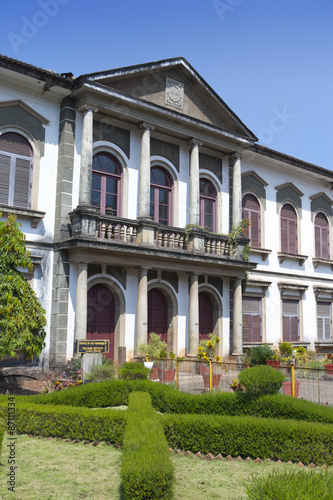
1,434,325,499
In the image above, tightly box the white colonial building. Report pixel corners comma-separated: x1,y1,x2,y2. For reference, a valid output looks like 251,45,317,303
0,55,332,369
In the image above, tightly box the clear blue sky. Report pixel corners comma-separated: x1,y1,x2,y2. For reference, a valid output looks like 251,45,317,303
2,0,333,169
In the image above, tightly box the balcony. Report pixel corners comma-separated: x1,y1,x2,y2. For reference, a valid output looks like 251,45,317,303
66,206,253,271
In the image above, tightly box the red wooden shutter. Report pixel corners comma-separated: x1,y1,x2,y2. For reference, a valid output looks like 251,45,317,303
281,204,297,253
315,213,329,259
0,153,11,204
243,297,261,342
242,194,260,247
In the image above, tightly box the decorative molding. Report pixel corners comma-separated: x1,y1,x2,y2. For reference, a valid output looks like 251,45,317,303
312,258,333,271
165,77,184,110
310,192,333,204
78,104,98,113
313,286,333,299
275,182,304,197
189,137,203,147
278,282,308,298
0,99,49,124
0,204,45,228
139,121,155,131
241,170,268,187
249,247,272,261
278,252,307,266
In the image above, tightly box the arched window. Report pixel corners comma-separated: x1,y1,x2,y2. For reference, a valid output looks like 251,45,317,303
281,204,297,254
150,167,172,225
91,153,122,216
242,194,260,247
200,179,216,232
0,132,33,208
314,212,329,259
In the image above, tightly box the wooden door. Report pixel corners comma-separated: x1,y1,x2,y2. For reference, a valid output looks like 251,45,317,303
148,288,168,343
87,284,114,359
199,292,213,341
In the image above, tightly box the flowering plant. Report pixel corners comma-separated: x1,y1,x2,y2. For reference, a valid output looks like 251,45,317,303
197,334,221,364
228,378,244,392
325,353,333,364
42,370,82,393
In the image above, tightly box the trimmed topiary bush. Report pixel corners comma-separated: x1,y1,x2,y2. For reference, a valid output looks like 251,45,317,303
23,380,333,424
118,362,150,380
162,413,333,465
0,402,126,443
245,469,333,500
121,392,174,499
238,365,285,397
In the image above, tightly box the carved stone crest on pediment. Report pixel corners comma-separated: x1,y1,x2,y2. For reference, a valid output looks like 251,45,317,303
165,77,184,110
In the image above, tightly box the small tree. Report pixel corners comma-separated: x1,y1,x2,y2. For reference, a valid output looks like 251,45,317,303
0,214,46,358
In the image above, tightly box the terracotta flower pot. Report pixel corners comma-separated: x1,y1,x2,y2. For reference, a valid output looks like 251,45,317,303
149,367,159,380
282,379,300,397
266,360,280,369
198,364,209,375
158,367,175,383
324,364,333,376
202,373,221,388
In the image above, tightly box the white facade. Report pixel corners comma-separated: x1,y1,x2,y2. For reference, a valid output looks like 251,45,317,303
0,55,332,369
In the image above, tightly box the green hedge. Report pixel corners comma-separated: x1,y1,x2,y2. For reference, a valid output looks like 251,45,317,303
162,413,333,466
25,380,333,424
0,422,3,456
0,401,126,443
121,392,174,500
245,469,333,500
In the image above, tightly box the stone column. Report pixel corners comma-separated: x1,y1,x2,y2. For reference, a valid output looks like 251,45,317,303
188,273,199,355
232,278,243,355
74,262,88,343
135,268,148,351
231,153,242,226
189,139,203,225
138,122,155,219
79,105,98,206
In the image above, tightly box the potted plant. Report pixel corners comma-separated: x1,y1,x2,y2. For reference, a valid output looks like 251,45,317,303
138,333,167,380
158,349,176,383
266,350,282,369
324,353,333,376
197,334,222,388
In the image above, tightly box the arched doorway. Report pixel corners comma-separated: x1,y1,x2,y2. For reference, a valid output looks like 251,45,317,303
87,284,114,359
199,292,213,341
148,288,168,343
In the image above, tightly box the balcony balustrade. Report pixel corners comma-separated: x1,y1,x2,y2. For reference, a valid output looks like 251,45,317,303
69,207,247,261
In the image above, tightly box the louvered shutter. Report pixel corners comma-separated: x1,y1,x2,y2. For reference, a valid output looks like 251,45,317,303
315,213,329,259
317,302,331,341
13,157,32,208
281,204,297,253
252,314,261,342
242,194,260,247
243,313,251,342
290,316,299,341
317,316,323,341
0,153,10,204
282,316,290,341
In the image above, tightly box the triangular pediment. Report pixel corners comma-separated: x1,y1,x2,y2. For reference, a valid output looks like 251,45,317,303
83,58,257,141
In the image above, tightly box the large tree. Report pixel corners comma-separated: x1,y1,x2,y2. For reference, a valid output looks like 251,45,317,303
0,214,46,358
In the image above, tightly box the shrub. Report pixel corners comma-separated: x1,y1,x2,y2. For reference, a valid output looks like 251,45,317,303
121,392,174,499
245,469,333,500
26,380,333,425
0,401,126,443
85,360,116,382
238,365,285,397
0,421,3,456
138,332,167,360
118,362,150,380
162,413,333,465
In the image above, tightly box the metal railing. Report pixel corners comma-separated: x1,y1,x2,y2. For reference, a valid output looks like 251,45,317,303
144,358,332,405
